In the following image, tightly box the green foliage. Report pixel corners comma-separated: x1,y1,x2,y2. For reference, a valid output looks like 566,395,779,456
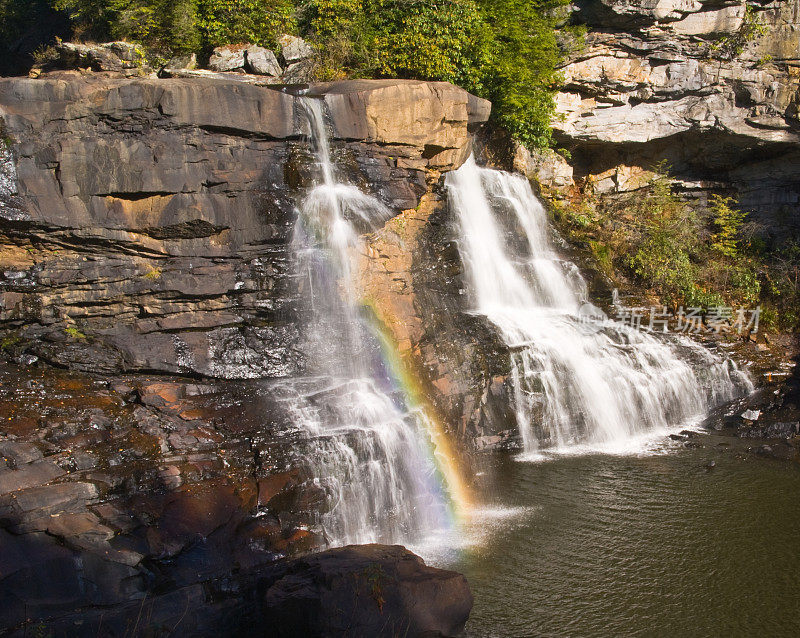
0,0,70,73
476,0,572,148
297,0,569,149
759,238,800,330
64,326,87,340
301,0,378,79
30,0,295,55
109,0,200,54
709,194,747,258
1,0,49,42
197,0,295,51
551,165,767,312
372,0,489,89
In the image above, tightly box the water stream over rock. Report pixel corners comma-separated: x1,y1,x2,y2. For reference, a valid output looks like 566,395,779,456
283,98,450,545
447,156,753,455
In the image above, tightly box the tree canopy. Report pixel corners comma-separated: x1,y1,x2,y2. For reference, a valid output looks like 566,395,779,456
1,0,580,149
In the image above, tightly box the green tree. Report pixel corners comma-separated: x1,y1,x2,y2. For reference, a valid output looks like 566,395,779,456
476,0,570,149
108,0,200,54
197,0,295,51
371,0,489,90
709,194,747,258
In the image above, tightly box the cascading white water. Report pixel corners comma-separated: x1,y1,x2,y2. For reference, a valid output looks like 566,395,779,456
447,156,753,454
283,98,448,545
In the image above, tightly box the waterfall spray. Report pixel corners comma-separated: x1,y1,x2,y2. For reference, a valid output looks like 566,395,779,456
283,98,462,546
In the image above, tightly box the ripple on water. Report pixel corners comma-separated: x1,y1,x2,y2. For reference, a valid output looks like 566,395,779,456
443,447,800,638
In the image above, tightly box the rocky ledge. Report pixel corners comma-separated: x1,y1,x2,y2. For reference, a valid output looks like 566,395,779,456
523,0,800,230
0,73,497,635
0,360,475,635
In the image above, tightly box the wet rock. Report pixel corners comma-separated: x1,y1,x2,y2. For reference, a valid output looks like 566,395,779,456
753,440,797,461
0,459,64,493
263,544,473,638
739,421,800,440
9,482,98,515
0,441,42,466
741,409,761,422
357,195,512,450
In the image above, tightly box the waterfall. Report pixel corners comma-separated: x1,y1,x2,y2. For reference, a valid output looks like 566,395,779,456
447,156,753,455
283,98,450,546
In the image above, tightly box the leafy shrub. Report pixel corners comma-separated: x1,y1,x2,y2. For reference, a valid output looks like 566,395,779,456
301,0,378,79
550,165,770,313
197,0,295,51
372,0,489,89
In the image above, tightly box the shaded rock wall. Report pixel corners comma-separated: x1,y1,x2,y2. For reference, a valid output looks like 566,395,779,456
551,0,800,227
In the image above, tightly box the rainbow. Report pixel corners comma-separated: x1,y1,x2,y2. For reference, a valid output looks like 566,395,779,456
360,300,473,524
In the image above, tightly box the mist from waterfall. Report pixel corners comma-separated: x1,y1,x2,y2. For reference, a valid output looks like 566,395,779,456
284,98,450,546
447,156,753,456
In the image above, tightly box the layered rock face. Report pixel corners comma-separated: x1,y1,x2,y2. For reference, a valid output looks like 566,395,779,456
358,197,517,448
0,75,488,377
0,75,493,633
551,0,800,225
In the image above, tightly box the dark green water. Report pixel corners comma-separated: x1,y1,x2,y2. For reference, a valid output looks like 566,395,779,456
448,446,800,637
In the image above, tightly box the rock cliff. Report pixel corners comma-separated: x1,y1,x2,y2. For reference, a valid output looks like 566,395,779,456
545,0,800,226
0,75,488,377
0,75,496,633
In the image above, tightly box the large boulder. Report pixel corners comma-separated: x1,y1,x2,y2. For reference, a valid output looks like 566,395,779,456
245,45,282,76
279,34,314,63
263,545,473,637
208,45,246,72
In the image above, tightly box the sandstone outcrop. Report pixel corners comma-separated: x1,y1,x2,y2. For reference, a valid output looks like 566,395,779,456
0,76,489,379
550,0,800,224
